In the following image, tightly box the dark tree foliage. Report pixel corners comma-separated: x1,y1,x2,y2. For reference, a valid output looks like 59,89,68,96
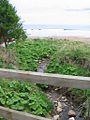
0,0,27,47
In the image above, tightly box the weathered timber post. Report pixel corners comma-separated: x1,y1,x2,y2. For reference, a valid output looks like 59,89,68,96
88,97,90,120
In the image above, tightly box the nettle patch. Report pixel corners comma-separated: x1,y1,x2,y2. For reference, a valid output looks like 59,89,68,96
0,79,53,117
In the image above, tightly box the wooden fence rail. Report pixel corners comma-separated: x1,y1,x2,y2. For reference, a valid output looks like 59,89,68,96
0,68,90,89
0,68,90,120
0,106,50,120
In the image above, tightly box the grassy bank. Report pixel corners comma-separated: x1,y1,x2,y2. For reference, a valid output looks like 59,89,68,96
0,39,90,118
1,39,90,76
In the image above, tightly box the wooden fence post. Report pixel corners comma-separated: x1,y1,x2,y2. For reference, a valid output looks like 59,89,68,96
88,97,90,120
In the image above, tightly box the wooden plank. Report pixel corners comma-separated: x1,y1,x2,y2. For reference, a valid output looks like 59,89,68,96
0,106,51,120
0,68,90,89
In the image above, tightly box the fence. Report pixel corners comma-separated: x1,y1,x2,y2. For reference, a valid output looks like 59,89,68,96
0,68,90,120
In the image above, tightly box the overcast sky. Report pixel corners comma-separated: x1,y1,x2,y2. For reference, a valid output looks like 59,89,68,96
9,0,90,25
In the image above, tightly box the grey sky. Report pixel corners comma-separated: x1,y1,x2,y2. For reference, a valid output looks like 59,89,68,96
65,8,90,11
9,0,90,25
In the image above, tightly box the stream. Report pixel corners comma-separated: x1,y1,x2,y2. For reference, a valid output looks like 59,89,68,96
37,59,85,120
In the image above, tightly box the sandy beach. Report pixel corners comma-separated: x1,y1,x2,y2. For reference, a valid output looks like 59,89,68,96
29,36,90,44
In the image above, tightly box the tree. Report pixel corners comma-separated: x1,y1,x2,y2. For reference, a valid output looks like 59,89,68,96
0,0,27,47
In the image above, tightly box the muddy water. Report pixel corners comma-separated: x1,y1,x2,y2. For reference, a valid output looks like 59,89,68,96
37,60,84,120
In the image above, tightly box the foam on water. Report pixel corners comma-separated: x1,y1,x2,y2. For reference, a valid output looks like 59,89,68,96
26,29,90,38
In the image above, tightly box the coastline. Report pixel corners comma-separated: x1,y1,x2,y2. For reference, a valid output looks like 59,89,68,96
29,36,90,44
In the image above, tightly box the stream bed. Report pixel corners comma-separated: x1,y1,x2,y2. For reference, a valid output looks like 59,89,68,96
37,59,86,120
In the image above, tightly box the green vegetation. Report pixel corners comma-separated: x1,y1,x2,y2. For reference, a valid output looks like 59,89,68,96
46,61,90,76
0,0,26,47
12,39,57,71
71,89,90,103
7,39,90,77
0,79,53,117
0,39,90,118
0,117,5,120
71,88,90,118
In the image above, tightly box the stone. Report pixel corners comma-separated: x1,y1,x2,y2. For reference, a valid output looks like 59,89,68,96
61,96,68,102
53,101,58,103
57,107,62,112
39,61,41,64
62,96,66,99
63,103,67,106
70,102,73,105
63,98,67,102
71,106,74,109
57,102,62,112
57,102,62,108
55,88,59,91
68,117,75,120
53,115,59,120
68,110,76,117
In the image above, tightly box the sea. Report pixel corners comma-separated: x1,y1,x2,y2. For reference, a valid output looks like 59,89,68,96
23,24,90,38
